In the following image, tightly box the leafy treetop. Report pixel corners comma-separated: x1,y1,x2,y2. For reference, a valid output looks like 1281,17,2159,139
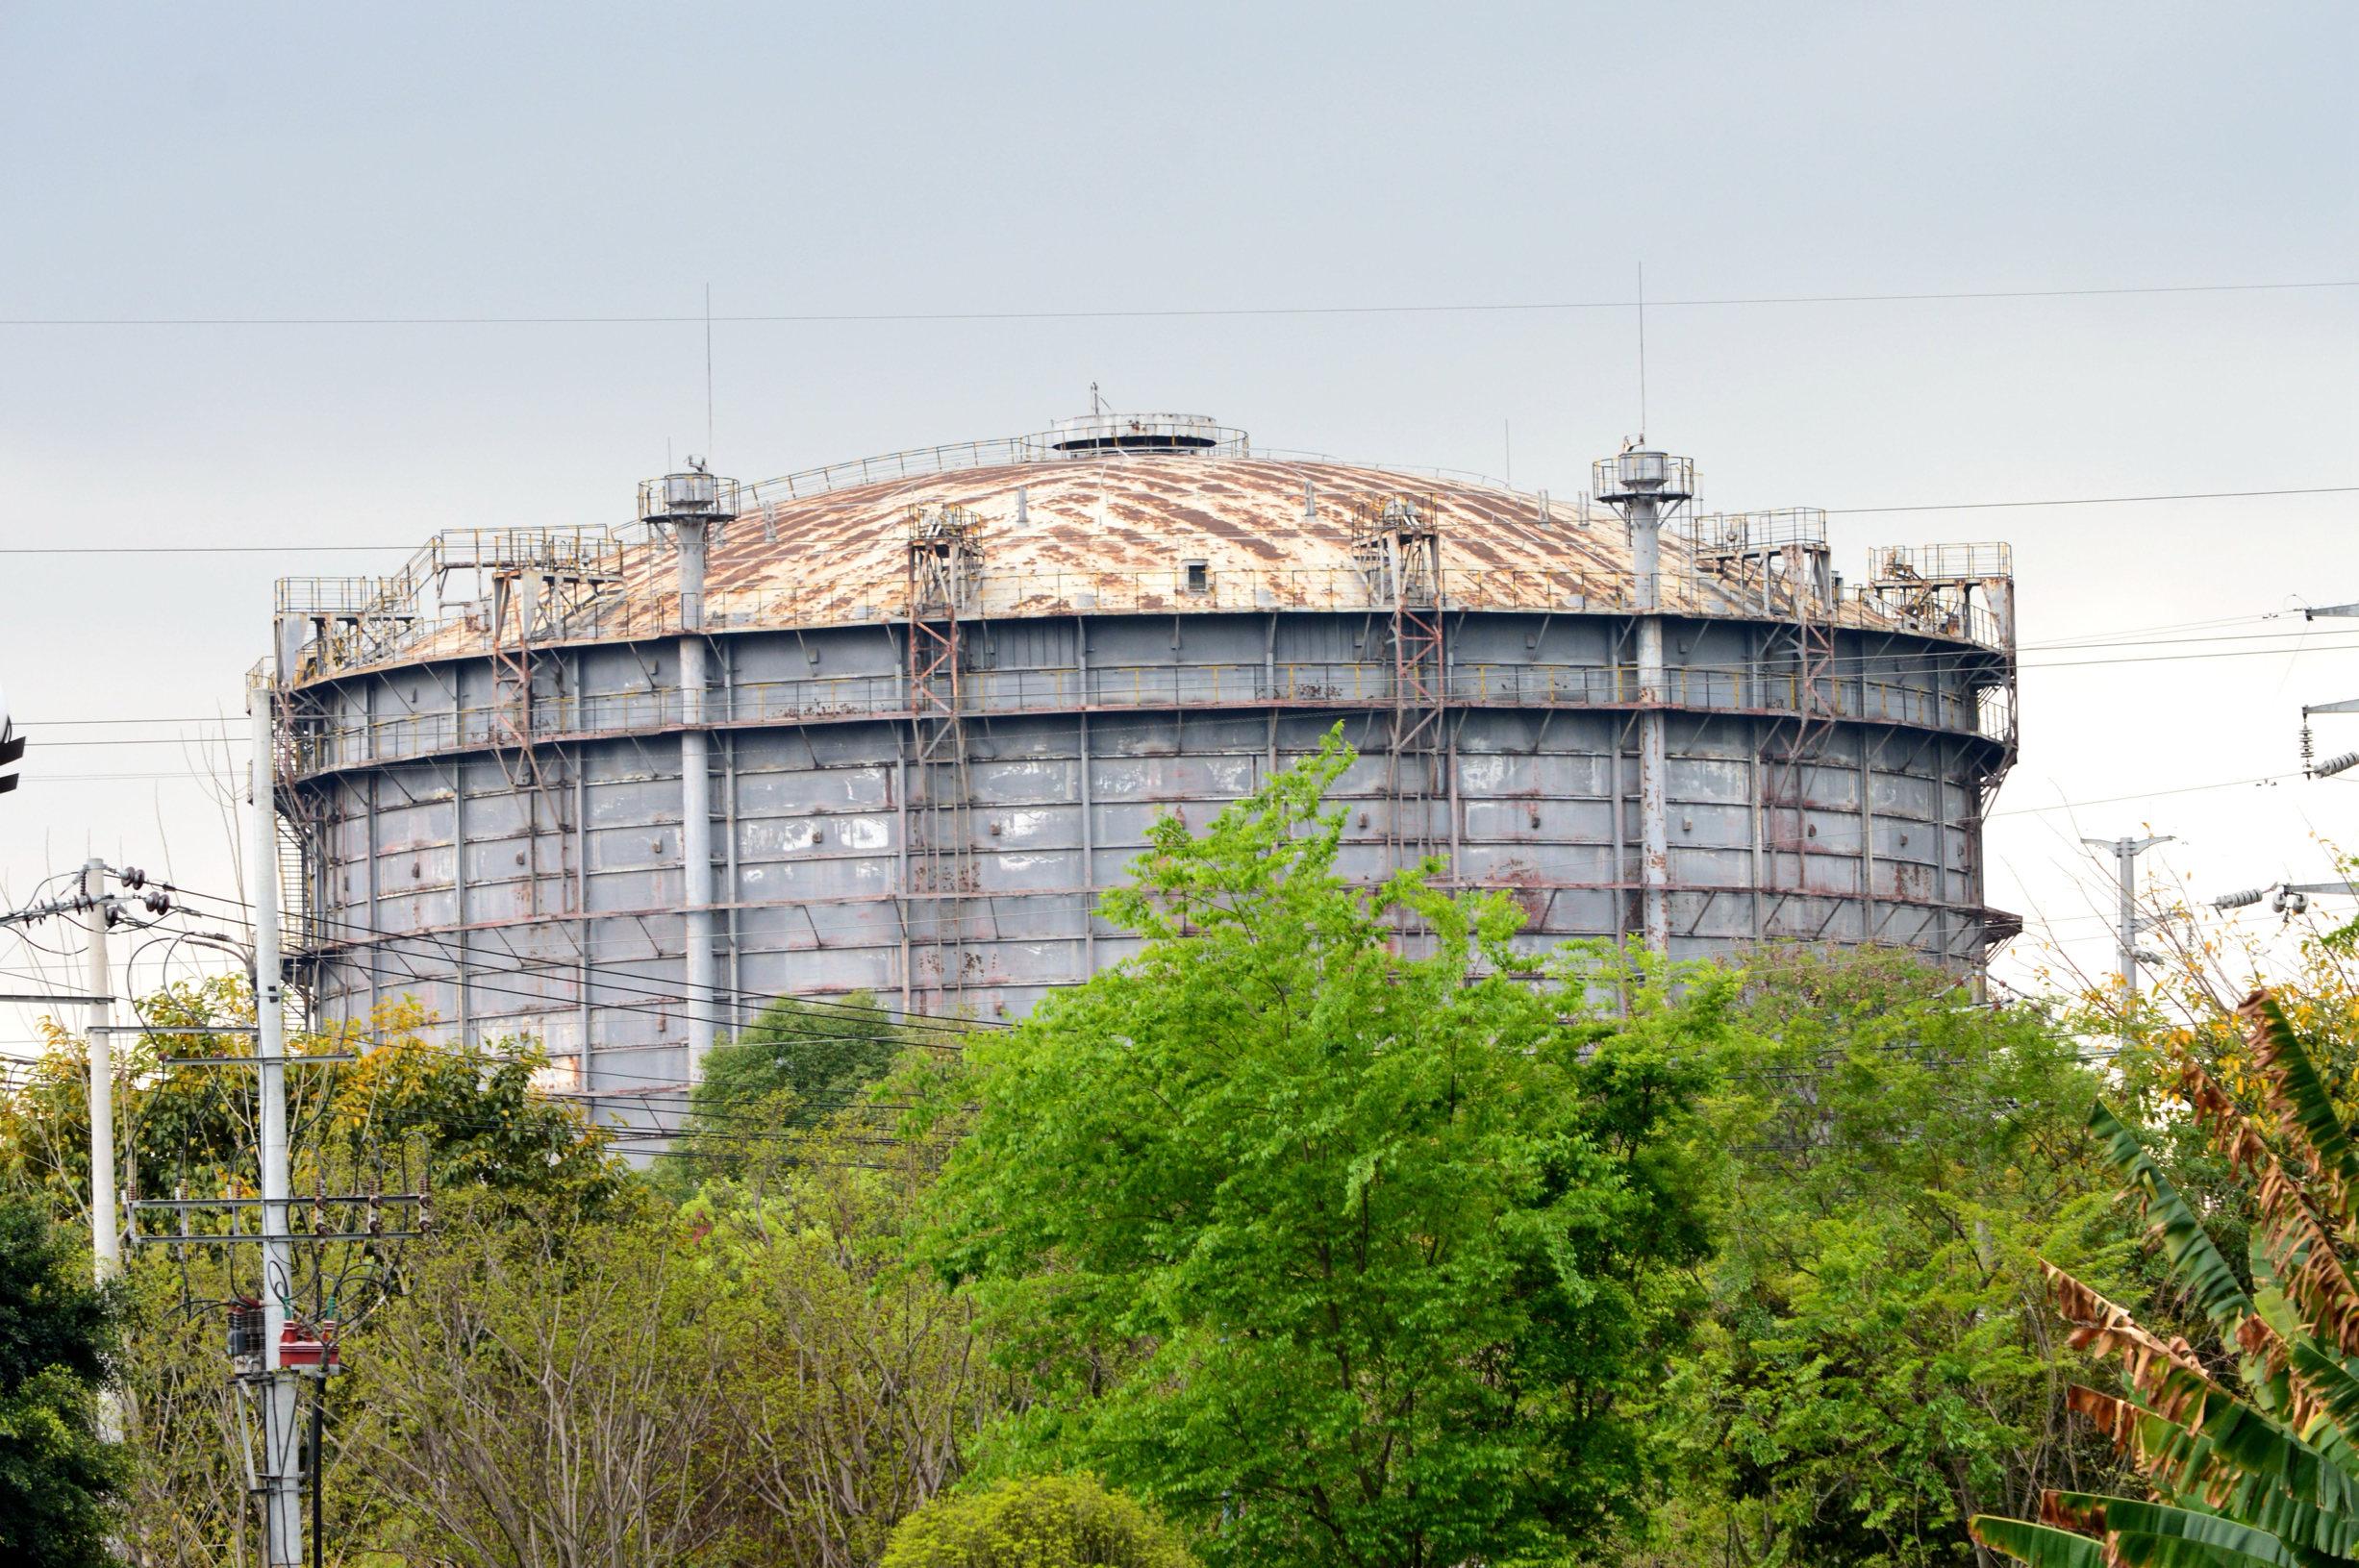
920,729,1727,1568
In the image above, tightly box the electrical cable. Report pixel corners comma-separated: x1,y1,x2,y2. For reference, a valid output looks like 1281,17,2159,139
0,618,2340,765
21,744,2239,1011
130,883,1003,1046
1986,774,2305,817
2,275,2350,328
0,913,988,1093
8,616,2333,721
167,892,1023,1039
20,618,2359,781
117,878,987,1026
2,484,2354,557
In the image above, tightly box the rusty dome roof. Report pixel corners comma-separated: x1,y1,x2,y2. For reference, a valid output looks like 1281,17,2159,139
667,454,1629,609
275,429,2005,688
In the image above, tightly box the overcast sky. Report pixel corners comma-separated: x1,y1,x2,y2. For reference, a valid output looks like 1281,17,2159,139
0,2,2351,1025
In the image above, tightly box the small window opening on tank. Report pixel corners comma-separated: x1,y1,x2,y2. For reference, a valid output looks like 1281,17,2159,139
1183,560,1209,595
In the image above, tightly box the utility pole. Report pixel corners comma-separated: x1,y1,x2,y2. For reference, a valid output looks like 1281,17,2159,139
80,857,121,1446
1,680,23,795
47,686,420,1567
251,691,302,1565
2295,600,2359,774
82,859,116,1285
2083,834,2172,999
1595,441,1695,955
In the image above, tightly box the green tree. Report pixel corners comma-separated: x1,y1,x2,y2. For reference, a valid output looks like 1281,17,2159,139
0,1199,126,1568
919,733,1725,1568
687,1103,1013,1568
0,985,623,1225
1970,988,2359,1568
332,1194,733,1567
0,982,630,1562
883,1474,1195,1568
1641,949,2134,1568
659,989,905,1192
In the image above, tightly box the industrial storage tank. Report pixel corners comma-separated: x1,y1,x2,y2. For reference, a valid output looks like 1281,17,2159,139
264,411,2019,1121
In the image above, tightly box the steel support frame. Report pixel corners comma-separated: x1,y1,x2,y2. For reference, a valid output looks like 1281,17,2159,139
1752,555,1840,942
1353,497,1447,929
905,507,982,1016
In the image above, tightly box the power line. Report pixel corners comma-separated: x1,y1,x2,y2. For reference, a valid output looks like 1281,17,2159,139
22,737,253,749
6,617,2336,744
2,481,2352,558
149,883,1006,1038
0,276,2350,328
2021,643,2359,673
1823,485,2358,515
19,622,2359,783
0,544,413,556
15,717,255,728
1,889,1002,1061
1987,773,2305,819
6,773,236,784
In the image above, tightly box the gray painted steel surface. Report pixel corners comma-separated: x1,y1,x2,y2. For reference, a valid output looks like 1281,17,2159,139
267,445,2017,1123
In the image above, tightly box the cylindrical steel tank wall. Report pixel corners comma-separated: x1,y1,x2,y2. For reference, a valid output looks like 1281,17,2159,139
281,601,2009,1118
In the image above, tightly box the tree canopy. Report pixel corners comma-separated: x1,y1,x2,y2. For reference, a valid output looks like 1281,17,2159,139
658,988,906,1193
919,731,1727,1568
1970,989,2359,1568
1640,948,2133,1566
883,1474,1195,1568
0,1200,126,1568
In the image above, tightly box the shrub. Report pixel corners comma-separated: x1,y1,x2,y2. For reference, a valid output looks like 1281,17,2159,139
882,1475,1193,1568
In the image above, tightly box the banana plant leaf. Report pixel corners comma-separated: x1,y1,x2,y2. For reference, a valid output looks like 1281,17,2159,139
2092,1097,2257,1334
2111,1528,2301,1568
1970,1515,2106,1568
2072,1365,2359,1552
2278,1333,2359,1479
1990,997,2359,1568
2043,1493,2303,1568
2240,991,2359,1226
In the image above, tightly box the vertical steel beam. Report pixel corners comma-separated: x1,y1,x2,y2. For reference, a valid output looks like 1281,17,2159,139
573,740,591,1097
1748,720,1766,944
1076,616,1094,980
1860,731,1878,944
723,729,740,1035
1630,496,1669,955
896,745,911,1016
678,513,715,1079
451,759,467,1046
1935,736,1952,963
718,635,740,1034
366,772,380,1025
1612,716,1628,957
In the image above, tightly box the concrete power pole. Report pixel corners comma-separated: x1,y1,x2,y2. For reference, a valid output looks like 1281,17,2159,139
1596,442,1695,956
250,693,303,1564
81,858,121,1446
2084,834,2173,1000
82,859,117,1285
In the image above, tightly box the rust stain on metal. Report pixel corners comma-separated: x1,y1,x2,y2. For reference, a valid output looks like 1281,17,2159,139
680,458,1618,606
